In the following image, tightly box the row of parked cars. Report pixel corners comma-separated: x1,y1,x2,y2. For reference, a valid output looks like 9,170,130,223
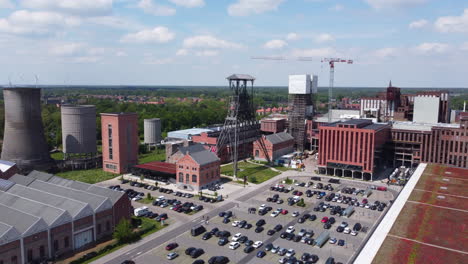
152,196,203,213
164,241,229,264
133,206,168,221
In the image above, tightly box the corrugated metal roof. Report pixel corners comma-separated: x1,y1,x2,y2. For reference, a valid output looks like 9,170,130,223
265,132,294,145
0,192,72,228
0,178,15,191
27,180,113,212
8,174,35,186
179,144,206,155
188,150,220,166
0,222,20,246
28,170,54,181
5,184,93,219
0,204,49,237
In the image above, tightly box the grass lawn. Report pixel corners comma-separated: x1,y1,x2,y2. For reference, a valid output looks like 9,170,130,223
56,168,118,184
139,148,166,163
51,152,64,160
221,162,280,184
136,197,154,205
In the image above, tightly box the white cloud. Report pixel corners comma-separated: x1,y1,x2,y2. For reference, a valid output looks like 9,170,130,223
315,33,335,43
291,47,337,58
183,35,243,49
365,0,427,9
263,39,287,49
409,19,428,29
0,0,14,8
286,32,299,41
137,0,176,16
49,42,86,56
415,42,450,54
116,51,128,57
330,4,344,11
373,47,398,58
434,9,468,33
195,50,219,56
72,56,101,63
169,0,205,8
461,42,468,51
143,57,174,65
228,0,284,16
176,49,188,56
121,27,175,44
20,0,113,16
0,10,80,35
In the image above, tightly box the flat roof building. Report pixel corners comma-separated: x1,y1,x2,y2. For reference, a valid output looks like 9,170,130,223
318,119,391,181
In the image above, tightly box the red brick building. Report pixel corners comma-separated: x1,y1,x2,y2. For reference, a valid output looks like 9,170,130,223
260,118,287,134
253,132,294,161
0,172,131,264
175,148,221,191
0,160,18,180
318,119,391,180
101,113,138,174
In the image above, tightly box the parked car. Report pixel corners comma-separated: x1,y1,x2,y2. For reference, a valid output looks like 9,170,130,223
167,252,179,260
257,251,266,258
229,242,240,250
165,243,178,250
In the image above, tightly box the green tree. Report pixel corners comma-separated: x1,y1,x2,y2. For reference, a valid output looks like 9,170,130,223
113,219,135,244
250,176,258,183
147,193,152,200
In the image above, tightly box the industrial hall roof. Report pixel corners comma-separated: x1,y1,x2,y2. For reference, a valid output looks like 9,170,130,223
0,172,128,245
186,149,220,166
265,132,294,145
133,161,177,175
179,144,207,155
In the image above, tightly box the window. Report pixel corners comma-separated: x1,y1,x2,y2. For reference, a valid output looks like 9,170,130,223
27,249,33,262
64,237,69,248
185,174,189,184
178,172,183,182
54,240,59,251
108,124,113,160
39,246,45,258
106,221,111,231
97,224,102,235
192,175,197,183
11,256,17,264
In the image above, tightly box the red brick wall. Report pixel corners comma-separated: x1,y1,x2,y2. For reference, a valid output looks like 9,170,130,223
318,125,390,174
0,240,21,264
0,165,18,180
253,136,294,161
260,119,286,133
113,195,132,227
73,215,94,232
176,154,220,190
95,209,114,240
23,231,48,262
50,223,73,257
101,113,138,174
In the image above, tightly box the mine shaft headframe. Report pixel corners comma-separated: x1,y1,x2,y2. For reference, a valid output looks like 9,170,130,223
226,74,255,93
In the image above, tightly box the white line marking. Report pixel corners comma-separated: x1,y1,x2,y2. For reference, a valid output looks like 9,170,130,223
413,188,468,199
407,200,468,213
388,234,468,255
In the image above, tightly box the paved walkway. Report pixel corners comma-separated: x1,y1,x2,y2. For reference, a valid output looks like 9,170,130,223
353,163,427,264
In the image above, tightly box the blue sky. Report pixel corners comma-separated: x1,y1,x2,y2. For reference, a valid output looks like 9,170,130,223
0,0,467,87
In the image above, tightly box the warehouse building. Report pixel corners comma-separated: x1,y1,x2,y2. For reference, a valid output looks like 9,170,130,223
318,119,391,180
253,132,294,161
0,171,131,264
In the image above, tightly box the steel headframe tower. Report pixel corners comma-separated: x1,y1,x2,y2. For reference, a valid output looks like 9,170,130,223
217,74,263,184
321,58,353,123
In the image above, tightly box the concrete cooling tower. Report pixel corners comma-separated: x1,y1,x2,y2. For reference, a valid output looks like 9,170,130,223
144,118,162,145
61,105,97,156
1,87,54,172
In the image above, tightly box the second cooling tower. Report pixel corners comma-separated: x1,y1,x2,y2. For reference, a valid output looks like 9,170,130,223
144,118,162,145
61,105,97,155
1,87,54,171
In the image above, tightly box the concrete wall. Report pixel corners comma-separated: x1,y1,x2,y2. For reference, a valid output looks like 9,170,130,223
413,96,440,124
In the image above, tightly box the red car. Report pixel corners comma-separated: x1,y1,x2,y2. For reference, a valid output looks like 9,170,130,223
281,209,288,215
165,242,178,251
362,199,368,204
296,192,303,196
321,217,329,223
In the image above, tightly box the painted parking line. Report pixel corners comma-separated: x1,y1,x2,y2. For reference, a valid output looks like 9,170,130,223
413,188,468,199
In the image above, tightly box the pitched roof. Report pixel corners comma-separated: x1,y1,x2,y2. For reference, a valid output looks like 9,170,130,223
0,178,15,191
187,150,219,166
0,222,20,246
8,174,35,186
28,170,54,181
265,132,294,145
0,160,16,173
179,144,207,155
5,184,93,219
0,204,49,237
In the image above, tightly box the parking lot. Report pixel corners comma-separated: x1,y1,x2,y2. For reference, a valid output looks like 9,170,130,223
137,176,396,264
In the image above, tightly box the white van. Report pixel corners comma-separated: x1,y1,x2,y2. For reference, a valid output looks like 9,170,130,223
134,206,149,217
